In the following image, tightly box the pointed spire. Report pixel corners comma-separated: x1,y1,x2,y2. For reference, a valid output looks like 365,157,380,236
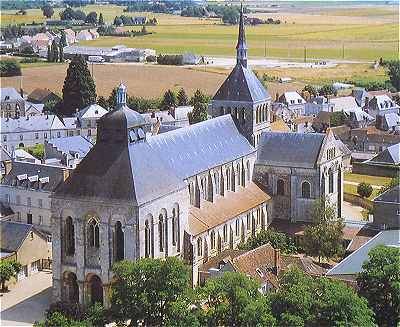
236,3,248,68
116,82,127,109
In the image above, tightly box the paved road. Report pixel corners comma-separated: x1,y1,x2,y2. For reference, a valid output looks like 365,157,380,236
1,271,52,326
342,201,366,221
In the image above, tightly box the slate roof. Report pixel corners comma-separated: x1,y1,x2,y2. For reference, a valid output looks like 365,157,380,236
1,115,64,133
47,135,94,158
344,108,373,122
281,91,306,104
0,88,23,102
374,185,400,204
382,112,400,130
27,88,58,103
212,64,270,103
330,96,359,111
0,145,12,162
25,102,45,114
1,161,69,192
352,88,369,107
368,143,400,165
373,95,398,110
0,221,45,252
326,229,400,277
257,132,325,168
147,115,255,179
77,103,108,120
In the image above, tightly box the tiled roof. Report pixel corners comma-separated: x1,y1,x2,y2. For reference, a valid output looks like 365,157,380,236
47,135,93,158
1,115,64,133
27,88,56,102
0,221,46,252
368,143,400,165
281,254,326,276
188,182,270,235
213,63,270,103
77,104,108,120
257,132,325,168
330,96,359,111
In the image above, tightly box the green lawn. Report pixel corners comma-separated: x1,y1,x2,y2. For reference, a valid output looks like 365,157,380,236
2,5,398,61
343,184,380,201
344,173,391,187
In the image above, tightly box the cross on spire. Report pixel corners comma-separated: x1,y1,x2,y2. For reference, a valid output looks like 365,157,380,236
236,3,248,68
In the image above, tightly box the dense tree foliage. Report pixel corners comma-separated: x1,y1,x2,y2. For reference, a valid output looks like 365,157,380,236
302,84,318,97
357,182,373,198
222,7,240,25
269,269,376,326
41,4,54,18
378,176,400,195
85,11,98,25
177,88,189,106
162,89,177,109
0,261,21,291
239,229,297,254
98,13,105,26
188,89,209,124
157,54,183,65
23,144,45,160
318,84,338,97
110,258,195,326
329,111,346,127
357,245,400,327
386,60,400,91
0,60,21,77
59,8,86,21
303,197,345,263
62,55,96,116
199,272,276,326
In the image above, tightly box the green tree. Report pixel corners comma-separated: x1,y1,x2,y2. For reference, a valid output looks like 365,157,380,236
162,89,177,109
85,11,98,25
96,96,108,110
51,40,58,63
357,182,373,198
318,84,337,97
41,4,54,18
222,7,240,25
188,102,207,124
303,197,345,263
98,13,105,25
386,60,400,91
302,84,318,97
59,30,67,47
357,245,400,327
34,312,91,327
330,111,346,127
177,88,188,106
110,257,195,326
107,87,118,110
24,144,45,160
0,261,21,291
62,55,97,116
269,268,376,327
239,229,297,254
190,89,209,106
0,60,21,77
199,272,276,326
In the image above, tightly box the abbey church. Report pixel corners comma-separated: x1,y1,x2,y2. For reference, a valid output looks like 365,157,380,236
51,8,344,306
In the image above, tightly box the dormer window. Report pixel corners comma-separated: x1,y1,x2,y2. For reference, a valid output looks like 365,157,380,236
129,130,138,142
137,128,145,139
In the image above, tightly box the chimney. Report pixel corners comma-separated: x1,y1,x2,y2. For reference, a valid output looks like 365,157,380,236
274,248,281,275
4,160,12,176
62,168,70,182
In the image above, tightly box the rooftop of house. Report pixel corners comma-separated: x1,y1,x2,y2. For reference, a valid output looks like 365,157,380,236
330,96,359,111
0,87,23,102
372,95,399,110
326,229,399,277
27,88,59,103
367,143,400,165
257,131,326,168
0,221,46,253
46,135,94,159
189,182,270,236
77,103,108,120
1,115,68,133
1,161,70,192
374,185,400,204
281,91,306,104
212,63,271,103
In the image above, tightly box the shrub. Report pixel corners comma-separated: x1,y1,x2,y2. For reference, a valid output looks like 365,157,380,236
357,182,373,198
146,55,156,62
20,57,40,64
0,60,22,77
157,54,183,65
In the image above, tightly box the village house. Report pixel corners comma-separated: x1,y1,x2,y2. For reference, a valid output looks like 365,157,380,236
373,185,400,229
1,88,25,119
0,161,72,235
365,95,399,118
0,221,51,283
27,88,61,105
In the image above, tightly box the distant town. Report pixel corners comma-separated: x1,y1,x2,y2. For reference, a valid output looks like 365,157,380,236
0,1,399,326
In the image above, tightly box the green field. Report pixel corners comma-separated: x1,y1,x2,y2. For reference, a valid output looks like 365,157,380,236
344,173,391,187
1,4,399,61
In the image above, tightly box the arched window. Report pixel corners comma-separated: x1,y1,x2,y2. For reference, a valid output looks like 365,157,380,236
329,169,334,193
277,179,285,196
172,206,179,248
145,220,150,257
246,161,251,181
159,214,164,252
226,167,231,191
115,221,124,261
214,171,220,195
235,219,240,236
65,217,75,256
197,238,202,257
241,108,245,122
236,163,241,187
210,231,215,249
88,219,99,248
302,181,311,199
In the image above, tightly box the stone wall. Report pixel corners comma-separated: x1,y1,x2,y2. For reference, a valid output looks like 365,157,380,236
352,162,399,178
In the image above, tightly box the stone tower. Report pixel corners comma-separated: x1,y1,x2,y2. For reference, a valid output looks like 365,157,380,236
210,5,272,147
